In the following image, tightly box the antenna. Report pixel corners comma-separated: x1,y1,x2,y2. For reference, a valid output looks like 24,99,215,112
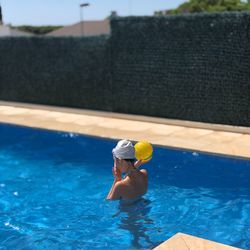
128,0,132,16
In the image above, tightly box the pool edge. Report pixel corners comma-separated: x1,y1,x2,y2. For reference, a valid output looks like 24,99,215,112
153,233,242,250
0,101,249,160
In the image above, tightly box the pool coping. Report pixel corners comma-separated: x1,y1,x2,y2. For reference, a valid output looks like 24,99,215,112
0,101,249,249
153,233,242,250
0,101,249,160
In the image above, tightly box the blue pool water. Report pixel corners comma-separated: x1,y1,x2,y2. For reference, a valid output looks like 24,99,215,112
0,123,250,250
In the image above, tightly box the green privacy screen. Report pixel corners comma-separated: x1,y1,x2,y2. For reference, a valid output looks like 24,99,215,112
0,12,249,126
0,36,112,110
110,12,250,126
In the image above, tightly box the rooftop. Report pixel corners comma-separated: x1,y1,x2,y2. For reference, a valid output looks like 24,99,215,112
46,20,110,37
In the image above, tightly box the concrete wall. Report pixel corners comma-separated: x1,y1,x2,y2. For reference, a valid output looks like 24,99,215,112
0,25,10,36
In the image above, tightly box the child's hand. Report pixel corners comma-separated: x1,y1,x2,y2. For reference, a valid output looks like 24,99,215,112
112,166,122,182
134,159,149,168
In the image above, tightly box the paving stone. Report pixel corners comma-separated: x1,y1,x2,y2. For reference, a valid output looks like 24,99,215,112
0,104,249,159
153,233,242,250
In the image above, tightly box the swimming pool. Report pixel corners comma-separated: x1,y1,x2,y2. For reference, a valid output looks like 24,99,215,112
0,123,249,249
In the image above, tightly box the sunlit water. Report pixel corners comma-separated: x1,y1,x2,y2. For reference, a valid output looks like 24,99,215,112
0,123,250,249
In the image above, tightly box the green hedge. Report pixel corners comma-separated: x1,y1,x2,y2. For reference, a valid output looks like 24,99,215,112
0,36,112,110
0,12,249,126
110,12,250,126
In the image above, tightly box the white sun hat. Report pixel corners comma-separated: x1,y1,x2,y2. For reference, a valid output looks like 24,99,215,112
112,139,135,159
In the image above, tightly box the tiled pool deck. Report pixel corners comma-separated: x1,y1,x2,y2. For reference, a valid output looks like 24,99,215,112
0,101,249,249
153,233,241,250
0,101,249,159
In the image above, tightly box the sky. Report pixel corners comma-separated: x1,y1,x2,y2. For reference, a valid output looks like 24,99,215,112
0,0,186,26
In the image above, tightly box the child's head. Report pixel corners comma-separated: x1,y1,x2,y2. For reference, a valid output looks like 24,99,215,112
112,140,135,173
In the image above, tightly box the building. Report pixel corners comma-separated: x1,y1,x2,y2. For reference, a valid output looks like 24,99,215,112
47,19,110,37
0,25,34,37
0,4,33,37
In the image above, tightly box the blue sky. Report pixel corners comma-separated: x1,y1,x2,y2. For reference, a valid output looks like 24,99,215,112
0,0,186,26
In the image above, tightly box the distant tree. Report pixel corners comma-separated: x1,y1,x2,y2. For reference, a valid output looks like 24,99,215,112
12,25,63,35
106,11,119,20
164,0,250,14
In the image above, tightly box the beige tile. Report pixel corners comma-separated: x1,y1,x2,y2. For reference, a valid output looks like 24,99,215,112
168,127,214,138
26,109,51,115
55,114,81,123
215,131,244,138
0,103,249,159
200,143,250,158
0,108,29,115
0,106,10,111
154,233,189,250
154,233,241,250
150,124,185,135
233,134,250,146
114,120,152,132
96,120,124,129
150,135,212,150
0,116,28,124
196,132,242,145
0,106,16,111
74,118,96,126
43,111,65,118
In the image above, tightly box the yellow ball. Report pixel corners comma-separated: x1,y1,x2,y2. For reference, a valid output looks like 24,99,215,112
134,141,153,162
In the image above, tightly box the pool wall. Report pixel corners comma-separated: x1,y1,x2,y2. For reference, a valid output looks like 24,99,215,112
0,12,249,126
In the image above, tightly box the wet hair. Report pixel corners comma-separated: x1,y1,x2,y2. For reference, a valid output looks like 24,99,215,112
124,159,135,164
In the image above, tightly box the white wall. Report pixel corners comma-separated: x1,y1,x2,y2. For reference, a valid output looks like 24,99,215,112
0,25,10,36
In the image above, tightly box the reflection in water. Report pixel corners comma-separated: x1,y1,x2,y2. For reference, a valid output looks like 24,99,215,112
113,198,157,249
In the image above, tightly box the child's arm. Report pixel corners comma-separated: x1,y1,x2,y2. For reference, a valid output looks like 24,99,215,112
106,181,123,200
106,166,122,200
